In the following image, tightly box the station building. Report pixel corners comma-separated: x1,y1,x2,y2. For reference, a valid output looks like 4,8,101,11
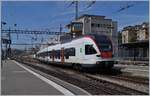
119,22,149,61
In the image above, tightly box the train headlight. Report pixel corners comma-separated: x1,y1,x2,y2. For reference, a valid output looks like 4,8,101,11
96,61,99,64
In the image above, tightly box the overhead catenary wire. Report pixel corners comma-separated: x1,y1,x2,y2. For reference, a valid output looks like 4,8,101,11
86,1,96,9
116,3,134,13
67,1,96,20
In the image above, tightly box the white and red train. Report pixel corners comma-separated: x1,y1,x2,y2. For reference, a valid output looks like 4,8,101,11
35,34,114,70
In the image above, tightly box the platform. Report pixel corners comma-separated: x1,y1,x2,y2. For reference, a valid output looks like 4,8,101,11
1,60,89,95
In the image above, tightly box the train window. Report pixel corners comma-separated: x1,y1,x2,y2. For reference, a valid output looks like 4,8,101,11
49,51,51,56
65,55,69,59
64,48,75,59
43,52,46,57
64,49,69,59
40,53,43,57
58,55,60,59
91,34,112,51
55,50,60,59
45,52,48,56
69,48,75,56
58,50,61,59
55,51,57,59
99,44,112,51
85,45,97,55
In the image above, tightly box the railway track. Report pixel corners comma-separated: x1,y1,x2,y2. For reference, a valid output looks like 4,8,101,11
110,75,149,85
84,73,149,94
95,67,149,85
14,57,149,95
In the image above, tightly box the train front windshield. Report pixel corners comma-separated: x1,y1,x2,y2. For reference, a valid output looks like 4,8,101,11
93,35,112,52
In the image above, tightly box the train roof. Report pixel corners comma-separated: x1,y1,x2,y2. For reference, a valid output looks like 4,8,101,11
60,34,108,43
37,34,109,54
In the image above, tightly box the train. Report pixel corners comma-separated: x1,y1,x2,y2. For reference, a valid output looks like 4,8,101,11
35,34,115,71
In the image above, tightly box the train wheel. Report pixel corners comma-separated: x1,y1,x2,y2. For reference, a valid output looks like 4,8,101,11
72,64,77,70
73,64,82,72
77,64,83,72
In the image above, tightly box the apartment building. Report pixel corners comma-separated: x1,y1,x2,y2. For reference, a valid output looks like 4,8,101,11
122,22,149,43
122,26,138,43
119,22,149,60
137,22,149,41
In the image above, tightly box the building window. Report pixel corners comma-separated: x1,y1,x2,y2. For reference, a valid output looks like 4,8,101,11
91,23,102,28
91,23,94,27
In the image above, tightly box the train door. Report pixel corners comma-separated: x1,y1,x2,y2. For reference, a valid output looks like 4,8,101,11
77,43,84,63
61,48,65,64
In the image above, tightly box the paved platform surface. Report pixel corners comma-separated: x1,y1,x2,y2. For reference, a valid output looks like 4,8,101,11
1,60,89,95
1,60,64,95
114,64,149,78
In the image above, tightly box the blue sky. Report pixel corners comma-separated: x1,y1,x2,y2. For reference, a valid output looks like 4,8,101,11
1,1,149,49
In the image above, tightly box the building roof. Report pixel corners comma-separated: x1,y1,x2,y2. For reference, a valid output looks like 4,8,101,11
77,14,105,20
66,22,83,27
66,14,109,27
122,22,149,31
119,40,149,48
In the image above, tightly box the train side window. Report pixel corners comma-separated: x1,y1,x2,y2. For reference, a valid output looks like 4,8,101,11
64,49,69,59
56,50,60,59
72,48,75,56
64,48,76,59
49,51,51,58
69,48,75,56
66,55,69,59
45,52,48,56
55,51,57,59
85,45,97,55
58,50,61,59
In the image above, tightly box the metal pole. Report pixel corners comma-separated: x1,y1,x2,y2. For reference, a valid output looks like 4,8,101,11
1,23,3,68
75,1,78,20
8,28,11,58
1,22,6,67
59,24,62,42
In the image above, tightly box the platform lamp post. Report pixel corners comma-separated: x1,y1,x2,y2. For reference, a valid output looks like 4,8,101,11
1,21,7,68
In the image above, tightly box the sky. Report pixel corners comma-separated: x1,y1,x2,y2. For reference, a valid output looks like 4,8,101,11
1,1,149,49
